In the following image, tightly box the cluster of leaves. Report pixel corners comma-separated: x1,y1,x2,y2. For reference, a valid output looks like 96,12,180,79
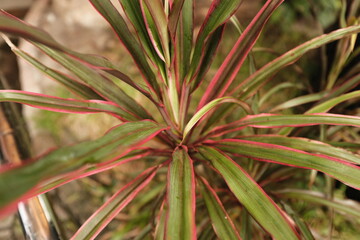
0,0,360,239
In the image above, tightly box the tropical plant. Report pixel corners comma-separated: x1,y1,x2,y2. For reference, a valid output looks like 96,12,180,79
1,0,360,239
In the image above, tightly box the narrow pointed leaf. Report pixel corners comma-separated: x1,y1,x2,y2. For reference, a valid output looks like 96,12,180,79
168,0,185,37
308,90,360,113
234,24,360,100
12,47,101,100
191,25,225,91
240,135,360,165
188,0,243,80
199,177,242,240
270,92,326,112
154,202,167,240
215,139,360,189
0,121,166,214
275,189,360,218
166,148,196,240
184,97,250,140
89,0,160,95
0,90,127,117
175,0,193,84
211,113,360,137
71,167,157,240
36,44,151,120
198,146,299,240
198,0,283,108
34,149,157,197
281,203,315,240
0,11,154,99
142,0,170,65
119,0,161,64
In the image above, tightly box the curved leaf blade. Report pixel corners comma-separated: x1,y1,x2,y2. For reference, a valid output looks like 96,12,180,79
0,121,166,215
71,167,157,240
0,11,153,100
187,0,243,80
89,0,160,95
199,177,242,240
198,0,284,108
35,44,151,120
184,97,250,140
211,113,360,137
0,90,126,117
166,148,196,240
198,146,300,240
216,139,360,190
240,135,360,165
234,24,360,99
275,189,360,218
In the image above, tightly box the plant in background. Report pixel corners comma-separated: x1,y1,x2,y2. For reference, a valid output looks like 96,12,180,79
0,0,360,239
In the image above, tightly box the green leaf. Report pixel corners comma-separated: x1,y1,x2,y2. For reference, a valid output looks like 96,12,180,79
0,121,165,213
199,177,242,240
198,0,284,107
89,0,161,95
119,0,162,65
0,90,126,117
175,0,193,84
154,203,167,240
143,0,170,65
168,0,185,37
188,0,243,80
71,167,157,240
191,25,225,91
0,11,154,100
198,146,299,240
281,203,315,240
236,24,360,100
308,90,360,113
166,148,196,240
270,92,326,112
275,189,360,218
35,44,151,121
216,139,360,189
11,47,101,100
183,97,250,140
240,135,360,165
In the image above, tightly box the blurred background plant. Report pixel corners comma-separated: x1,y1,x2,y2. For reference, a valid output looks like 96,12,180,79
0,0,359,239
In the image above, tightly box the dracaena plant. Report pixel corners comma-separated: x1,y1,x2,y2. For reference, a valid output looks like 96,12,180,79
1,0,360,239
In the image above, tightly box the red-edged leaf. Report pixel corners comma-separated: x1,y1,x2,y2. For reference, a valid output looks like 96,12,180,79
199,177,242,240
166,147,196,240
0,121,167,216
191,24,225,92
215,139,360,190
239,135,360,165
35,44,152,120
0,90,126,118
89,0,161,96
209,113,360,137
119,0,165,79
175,0,193,84
142,0,171,65
233,24,360,100
71,167,158,240
275,189,360,218
198,146,300,239
0,11,154,101
168,0,185,37
197,0,284,109
187,0,243,81
3,37,101,100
